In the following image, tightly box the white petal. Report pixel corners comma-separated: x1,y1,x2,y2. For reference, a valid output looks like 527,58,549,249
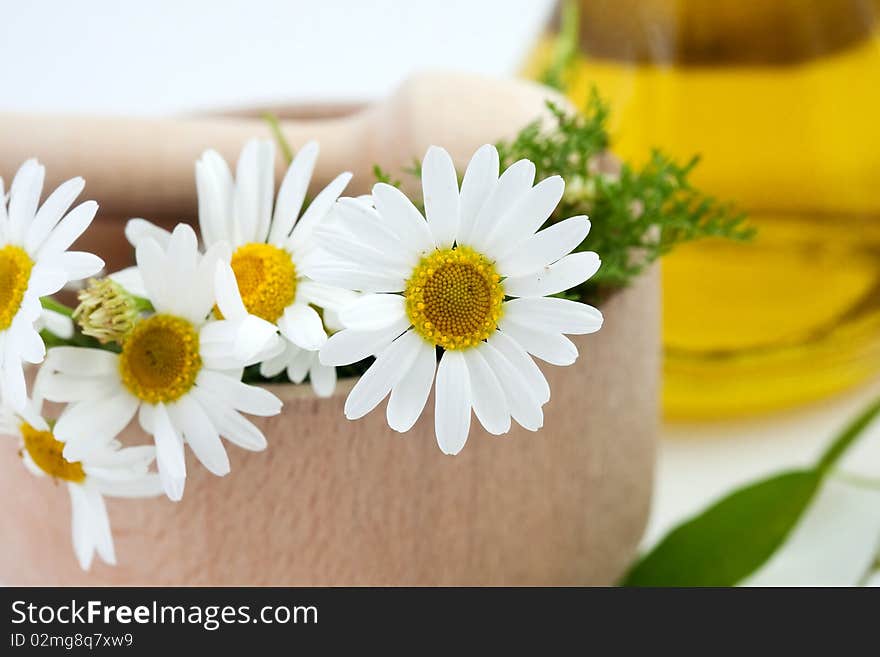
386,339,436,433
304,261,406,294
296,280,358,312
36,200,98,260
192,387,267,451
40,308,74,339
44,346,119,376
161,224,199,318
370,183,435,255
269,140,319,245
234,139,276,244
83,482,115,565
200,323,266,372
496,215,591,277
191,241,231,322
314,228,413,277
214,260,247,320
434,350,472,455
196,149,234,247
484,175,564,255
168,395,229,477
467,159,535,253
8,159,44,243
16,324,46,363
58,251,104,280
68,483,96,570
288,171,353,250
478,341,544,431
259,344,290,378
27,264,68,296
319,316,411,366
503,251,601,298
457,144,500,244
488,331,550,405
57,393,139,461
421,146,460,248
344,329,422,420
1,355,27,412
39,371,119,402
95,475,163,498
85,443,155,469
462,348,510,435
124,218,172,250
327,198,413,270
196,369,282,416
278,303,327,351
309,356,337,398
25,177,84,253
338,294,406,331
504,297,604,335
109,266,148,298
135,237,168,309
153,403,186,501
138,402,155,434
498,319,578,366
285,343,314,383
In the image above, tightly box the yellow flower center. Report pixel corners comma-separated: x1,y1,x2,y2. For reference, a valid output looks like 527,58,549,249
21,422,86,483
228,243,297,323
0,245,34,331
119,314,202,404
405,246,504,350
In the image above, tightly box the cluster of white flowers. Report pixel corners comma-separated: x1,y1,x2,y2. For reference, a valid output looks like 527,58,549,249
0,139,602,570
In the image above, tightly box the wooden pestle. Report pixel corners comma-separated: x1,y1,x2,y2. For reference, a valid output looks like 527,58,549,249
0,72,568,222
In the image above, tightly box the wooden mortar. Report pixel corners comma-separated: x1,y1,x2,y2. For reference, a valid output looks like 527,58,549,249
0,72,658,585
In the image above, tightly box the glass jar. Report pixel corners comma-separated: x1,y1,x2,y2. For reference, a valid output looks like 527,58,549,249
526,0,880,419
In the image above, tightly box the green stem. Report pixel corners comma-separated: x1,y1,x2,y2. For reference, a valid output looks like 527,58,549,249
263,112,294,165
40,297,74,317
816,397,880,475
540,0,579,91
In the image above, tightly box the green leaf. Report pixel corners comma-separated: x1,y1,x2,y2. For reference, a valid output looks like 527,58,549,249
622,470,821,586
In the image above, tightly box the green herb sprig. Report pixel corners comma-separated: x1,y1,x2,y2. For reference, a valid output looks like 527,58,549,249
494,92,753,301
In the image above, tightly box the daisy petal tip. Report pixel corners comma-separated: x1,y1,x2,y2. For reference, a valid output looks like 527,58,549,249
438,441,465,457
425,144,449,160
163,479,186,503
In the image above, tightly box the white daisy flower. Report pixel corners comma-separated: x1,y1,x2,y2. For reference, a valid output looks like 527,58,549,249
309,145,604,455
39,224,282,501
0,159,104,410
0,393,162,571
125,139,358,397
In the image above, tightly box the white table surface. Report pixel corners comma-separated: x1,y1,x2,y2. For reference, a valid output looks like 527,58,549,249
4,0,878,585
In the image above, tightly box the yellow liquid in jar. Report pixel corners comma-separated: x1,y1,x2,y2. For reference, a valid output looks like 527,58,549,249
526,30,880,419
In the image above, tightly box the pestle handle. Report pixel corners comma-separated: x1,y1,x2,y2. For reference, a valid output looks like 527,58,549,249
0,112,364,221
0,72,566,221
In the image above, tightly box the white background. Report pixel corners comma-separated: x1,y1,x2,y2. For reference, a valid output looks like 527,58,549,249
0,0,554,115
3,0,880,584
